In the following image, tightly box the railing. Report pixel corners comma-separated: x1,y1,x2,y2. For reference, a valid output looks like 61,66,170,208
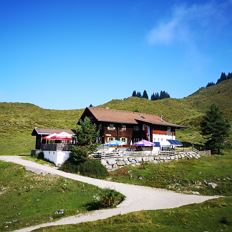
40,144,72,151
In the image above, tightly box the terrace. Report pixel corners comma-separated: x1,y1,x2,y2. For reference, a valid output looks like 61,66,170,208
40,143,72,151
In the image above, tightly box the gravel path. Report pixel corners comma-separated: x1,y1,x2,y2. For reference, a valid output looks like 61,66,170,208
0,156,218,232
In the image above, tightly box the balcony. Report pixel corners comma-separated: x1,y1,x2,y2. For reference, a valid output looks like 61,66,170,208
41,144,72,151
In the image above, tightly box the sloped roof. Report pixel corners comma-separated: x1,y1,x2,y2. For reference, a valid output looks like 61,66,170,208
86,107,184,128
32,128,75,136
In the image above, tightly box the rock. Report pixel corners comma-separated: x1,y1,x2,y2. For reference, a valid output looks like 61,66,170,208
101,159,107,166
113,164,118,168
142,157,149,162
208,182,218,189
55,209,64,215
135,157,142,162
107,159,116,165
106,165,113,170
124,160,130,165
138,176,143,180
117,161,125,166
131,160,136,164
191,191,200,195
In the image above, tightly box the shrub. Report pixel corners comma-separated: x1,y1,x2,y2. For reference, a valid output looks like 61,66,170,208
60,159,108,178
69,145,89,164
37,151,44,160
79,159,108,178
86,188,125,210
59,160,79,173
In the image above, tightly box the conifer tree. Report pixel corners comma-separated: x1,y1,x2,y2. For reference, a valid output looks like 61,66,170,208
142,90,149,99
217,72,227,84
151,93,155,100
200,104,230,154
132,90,137,97
136,92,142,98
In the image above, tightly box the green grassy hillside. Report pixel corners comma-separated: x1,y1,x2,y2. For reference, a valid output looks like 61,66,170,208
185,79,232,121
0,103,83,155
0,79,231,155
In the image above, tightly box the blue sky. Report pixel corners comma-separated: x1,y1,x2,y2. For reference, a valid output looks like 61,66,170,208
0,0,232,109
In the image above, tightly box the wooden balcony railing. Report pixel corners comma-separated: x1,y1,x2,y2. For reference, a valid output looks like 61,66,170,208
41,144,72,151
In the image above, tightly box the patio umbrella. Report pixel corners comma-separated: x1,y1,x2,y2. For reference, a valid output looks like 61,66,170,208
105,140,126,146
56,132,73,140
44,132,72,141
134,139,154,146
44,133,58,140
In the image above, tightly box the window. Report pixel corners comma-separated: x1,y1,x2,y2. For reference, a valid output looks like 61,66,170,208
133,125,139,131
107,124,115,130
167,126,172,135
120,125,126,131
120,137,127,143
133,138,140,142
107,137,115,142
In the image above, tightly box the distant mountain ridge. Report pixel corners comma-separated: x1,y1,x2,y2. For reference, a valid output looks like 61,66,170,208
0,78,231,155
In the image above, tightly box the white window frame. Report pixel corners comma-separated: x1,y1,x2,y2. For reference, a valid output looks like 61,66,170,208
120,137,127,143
107,137,115,142
120,125,126,131
107,124,115,130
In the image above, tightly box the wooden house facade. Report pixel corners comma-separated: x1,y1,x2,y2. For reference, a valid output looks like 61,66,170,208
79,107,184,146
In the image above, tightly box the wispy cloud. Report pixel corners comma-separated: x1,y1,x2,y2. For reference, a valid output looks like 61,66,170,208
146,0,230,46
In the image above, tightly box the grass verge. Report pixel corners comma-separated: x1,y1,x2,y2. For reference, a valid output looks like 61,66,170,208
35,197,232,232
0,161,123,231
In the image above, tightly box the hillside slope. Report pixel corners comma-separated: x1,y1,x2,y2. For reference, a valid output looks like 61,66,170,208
185,78,232,121
0,103,83,155
0,79,231,155
102,79,232,123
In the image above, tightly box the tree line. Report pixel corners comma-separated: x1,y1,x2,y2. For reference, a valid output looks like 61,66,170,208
132,90,170,101
206,72,232,88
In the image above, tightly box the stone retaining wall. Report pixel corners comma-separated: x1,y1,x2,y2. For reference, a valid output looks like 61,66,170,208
101,151,201,171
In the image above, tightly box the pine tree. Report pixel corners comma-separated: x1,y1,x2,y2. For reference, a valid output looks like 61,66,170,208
136,91,141,98
151,92,160,100
142,90,149,99
132,90,137,97
217,72,227,84
154,92,159,100
206,82,215,88
151,93,155,100
70,117,99,165
200,104,230,154
227,72,232,80
159,91,170,99
75,117,99,146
